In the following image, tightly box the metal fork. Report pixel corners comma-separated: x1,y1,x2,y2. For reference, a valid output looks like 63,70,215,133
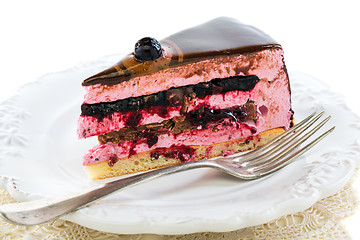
0,112,334,226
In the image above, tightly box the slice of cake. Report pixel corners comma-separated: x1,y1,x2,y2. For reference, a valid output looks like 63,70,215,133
78,17,294,180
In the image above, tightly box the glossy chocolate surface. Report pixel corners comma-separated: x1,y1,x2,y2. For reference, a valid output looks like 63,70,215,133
82,17,280,86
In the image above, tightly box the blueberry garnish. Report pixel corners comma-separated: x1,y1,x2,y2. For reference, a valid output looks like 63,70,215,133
134,37,162,62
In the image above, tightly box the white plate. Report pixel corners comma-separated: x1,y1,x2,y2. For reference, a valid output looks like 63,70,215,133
0,55,359,235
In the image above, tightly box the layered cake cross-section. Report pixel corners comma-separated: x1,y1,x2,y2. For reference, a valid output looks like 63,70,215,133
78,17,294,179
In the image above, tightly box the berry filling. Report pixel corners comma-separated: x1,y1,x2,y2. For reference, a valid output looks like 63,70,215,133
150,145,196,163
81,75,259,121
98,101,256,146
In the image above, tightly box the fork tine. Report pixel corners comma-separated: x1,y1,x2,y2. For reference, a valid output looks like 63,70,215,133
241,112,327,167
253,126,335,178
250,116,331,170
238,112,320,161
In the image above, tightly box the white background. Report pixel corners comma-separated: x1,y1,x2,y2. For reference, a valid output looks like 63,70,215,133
0,0,359,237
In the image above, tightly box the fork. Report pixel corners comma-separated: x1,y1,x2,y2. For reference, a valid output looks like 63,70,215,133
0,112,334,226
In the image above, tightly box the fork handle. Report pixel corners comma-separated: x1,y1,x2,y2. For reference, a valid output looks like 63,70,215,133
0,160,218,226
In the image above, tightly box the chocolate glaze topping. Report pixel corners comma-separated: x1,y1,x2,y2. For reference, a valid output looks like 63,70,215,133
82,17,280,86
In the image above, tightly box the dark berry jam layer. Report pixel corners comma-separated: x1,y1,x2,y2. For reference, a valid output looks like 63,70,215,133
81,75,259,121
98,101,256,145
150,145,196,163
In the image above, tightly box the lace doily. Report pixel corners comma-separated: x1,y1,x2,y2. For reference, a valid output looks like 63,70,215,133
1,171,358,240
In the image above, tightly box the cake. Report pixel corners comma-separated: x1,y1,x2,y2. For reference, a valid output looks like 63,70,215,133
78,17,294,180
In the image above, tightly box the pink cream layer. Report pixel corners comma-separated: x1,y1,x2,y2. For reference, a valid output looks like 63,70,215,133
83,122,259,165
82,48,285,104
78,70,291,139
83,80,293,165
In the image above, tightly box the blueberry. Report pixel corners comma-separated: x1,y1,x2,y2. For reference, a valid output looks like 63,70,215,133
134,37,162,62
